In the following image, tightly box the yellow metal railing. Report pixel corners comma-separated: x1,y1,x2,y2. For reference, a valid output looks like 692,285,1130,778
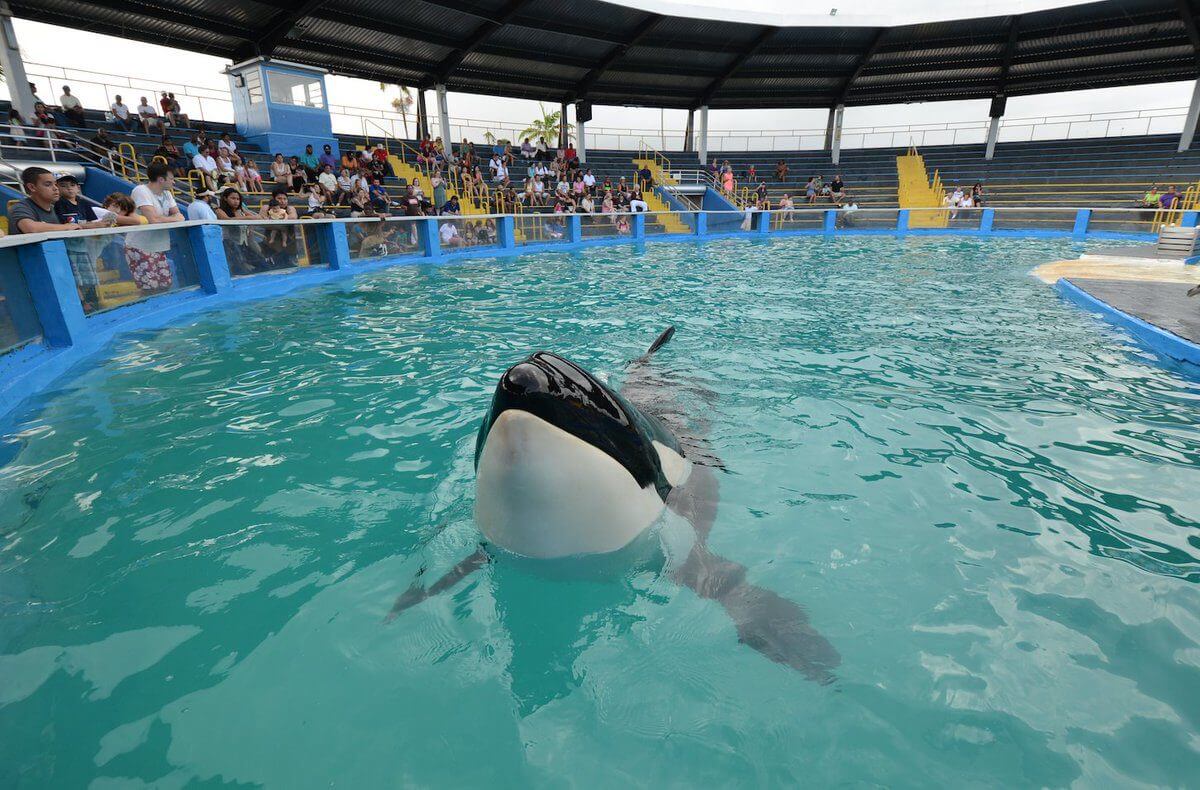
115,142,141,181
896,147,949,228
1151,182,1199,231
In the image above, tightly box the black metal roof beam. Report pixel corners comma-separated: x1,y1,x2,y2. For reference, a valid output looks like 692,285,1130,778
310,8,463,49
697,26,777,105
571,13,663,100
995,15,1022,94
236,0,331,61
434,0,532,82
80,0,251,41
835,28,887,105
1177,0,1200,66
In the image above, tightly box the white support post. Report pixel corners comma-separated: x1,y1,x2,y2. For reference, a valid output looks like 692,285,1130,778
830,104,845,165
1180,78,1200,153
578,118,586,163
435,84,452,154
984,115,1002,160
0,1,35,120
697,105,709,165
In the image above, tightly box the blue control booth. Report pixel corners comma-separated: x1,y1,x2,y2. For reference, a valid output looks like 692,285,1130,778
225,58,339,160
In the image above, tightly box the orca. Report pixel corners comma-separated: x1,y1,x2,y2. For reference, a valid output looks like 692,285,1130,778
389,327,840,684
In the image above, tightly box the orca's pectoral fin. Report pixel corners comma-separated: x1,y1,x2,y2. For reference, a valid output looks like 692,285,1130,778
1188,283,1200,297
384,545,492,623
672,545,840,684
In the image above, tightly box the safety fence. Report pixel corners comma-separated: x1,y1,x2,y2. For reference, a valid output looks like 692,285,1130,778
0,207,1181,374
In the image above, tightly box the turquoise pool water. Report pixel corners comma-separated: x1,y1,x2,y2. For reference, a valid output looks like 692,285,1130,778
2,235,1198,787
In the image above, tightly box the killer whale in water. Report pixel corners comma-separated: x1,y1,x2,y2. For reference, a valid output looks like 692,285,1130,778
389,327,840,684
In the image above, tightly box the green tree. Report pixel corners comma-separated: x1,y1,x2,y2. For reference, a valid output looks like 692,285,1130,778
520,103,573,144
380,83,414,137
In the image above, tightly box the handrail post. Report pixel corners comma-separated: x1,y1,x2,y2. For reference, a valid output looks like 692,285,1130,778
188,223,233,292
316,221,352,270
1072,209,1091,239
823,209,837,235
18,239,87,347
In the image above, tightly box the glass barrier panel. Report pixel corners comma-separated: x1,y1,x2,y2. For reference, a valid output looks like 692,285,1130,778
351,218,423,260
437,217,499,251
1087,209,1157,235
992,209,1076,232
772,209,824,231
67,225,201,314
643,211,694,235
0,247,43,353
516,212,569,245
581,212,632,239
221,221,329,277
705,211,754,234
838,209,898,230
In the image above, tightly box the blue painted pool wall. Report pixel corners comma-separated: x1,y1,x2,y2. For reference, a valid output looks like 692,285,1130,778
0,211,1170,423
1055,278,1200,368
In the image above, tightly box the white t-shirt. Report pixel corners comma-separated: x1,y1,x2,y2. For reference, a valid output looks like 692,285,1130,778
439,222,459,243
951,189,964,204
318,172,337,192
218,139,237,153
60,94,81,110
187,200,216,221
129,184,178,253
138,103,156,117
583,173,595,186
111,102,130,119
193,154,217,171
494,163,508,180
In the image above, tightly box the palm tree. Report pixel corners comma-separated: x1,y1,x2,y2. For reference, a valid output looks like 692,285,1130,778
520,103,573,144
380,83,414,137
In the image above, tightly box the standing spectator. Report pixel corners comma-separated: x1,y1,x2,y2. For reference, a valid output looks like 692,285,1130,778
110,95,135,132
192,144,220,191
137,96,163,134
9,167,85,234
186,187,218,221
55,174,115,311
59,86,86,127
127,162,184,293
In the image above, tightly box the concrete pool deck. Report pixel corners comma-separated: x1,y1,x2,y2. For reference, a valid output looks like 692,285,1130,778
1037,255,1200,367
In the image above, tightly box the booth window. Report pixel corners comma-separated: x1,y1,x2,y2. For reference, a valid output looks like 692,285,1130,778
244,68,264,104
267,71,324,108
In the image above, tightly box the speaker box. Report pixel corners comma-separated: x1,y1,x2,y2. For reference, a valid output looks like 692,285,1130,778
577,101,593,123
989,95,1007,118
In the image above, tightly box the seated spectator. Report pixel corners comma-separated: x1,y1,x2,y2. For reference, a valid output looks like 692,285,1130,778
135,96,162,134
192,145,220,191
972,182,985,207
187,187,218,220
215,148,237,184
1139,184,1161,208
257,188,299,266
775,160,789,181
520,137,536,159
110,95,135,132
755,182,768,204
370,143,394,177
341,148,360,172
33,102,57,134
804,176,818,203
88,127,116,165
288,155,308,192
1160,185,1180,210
317,164,338,197
298,144,320,180
582,168,596,194
6,109,30,149
182,134,200,160
441,194,461,215
152,135,187,176
417,137,435,167
829,173,845,201
217,132,239,162
165,92,190,128
580,193,595,213
100,192,146,226
629,190,648,213
348,185,371,217
402,185,423,216
216,187,253,220
306,183,333,218
638,165,653,189
368,178,392,212
747,164,757,182
563,142,578,168
439,220,466,248
535,136,549,160
59,85,86,126
493,158,508,184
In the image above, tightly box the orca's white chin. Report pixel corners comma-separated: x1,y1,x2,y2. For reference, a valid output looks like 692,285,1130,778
474,409,668,559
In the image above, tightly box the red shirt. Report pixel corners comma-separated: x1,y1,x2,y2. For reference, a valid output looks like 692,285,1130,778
372,148,388,163
160,97,171,114
564,147,576,160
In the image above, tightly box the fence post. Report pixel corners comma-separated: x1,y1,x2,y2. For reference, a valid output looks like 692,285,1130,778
188,223,233,291
755,210,771,234
1072,209,1091,238
695,212,707,236
823,209,837,234
567,214,582,243
18,239,87,348
498,215,517,249
422,217,441,258
633,213,645,239
897,209,910,234
980,208,995,233
315,221,351,270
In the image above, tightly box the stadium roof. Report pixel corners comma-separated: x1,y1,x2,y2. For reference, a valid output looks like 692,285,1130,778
11,0,1200,109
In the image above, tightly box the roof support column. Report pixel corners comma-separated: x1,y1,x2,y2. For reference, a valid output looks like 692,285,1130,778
0,1,35,121
416,90,429,140
435,84,452,153
824,106,837,151
985,95,1006,160
1181,78,1200,152
577,118,586,164
697,105,709,165
830,104,844,165
558,102,568,149
683,109,694,152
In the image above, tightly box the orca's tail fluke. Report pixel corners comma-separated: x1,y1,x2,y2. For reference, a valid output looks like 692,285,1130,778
642,326,676,358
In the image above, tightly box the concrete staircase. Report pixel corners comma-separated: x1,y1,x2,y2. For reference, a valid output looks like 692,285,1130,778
896,149,948,228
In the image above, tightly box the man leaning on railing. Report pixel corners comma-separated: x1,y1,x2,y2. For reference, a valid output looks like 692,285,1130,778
9,167,109,235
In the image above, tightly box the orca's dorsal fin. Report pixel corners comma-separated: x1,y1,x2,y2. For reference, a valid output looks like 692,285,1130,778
643,326,676,358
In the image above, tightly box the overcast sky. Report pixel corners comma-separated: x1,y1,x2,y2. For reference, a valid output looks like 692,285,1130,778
2,3,1193,146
